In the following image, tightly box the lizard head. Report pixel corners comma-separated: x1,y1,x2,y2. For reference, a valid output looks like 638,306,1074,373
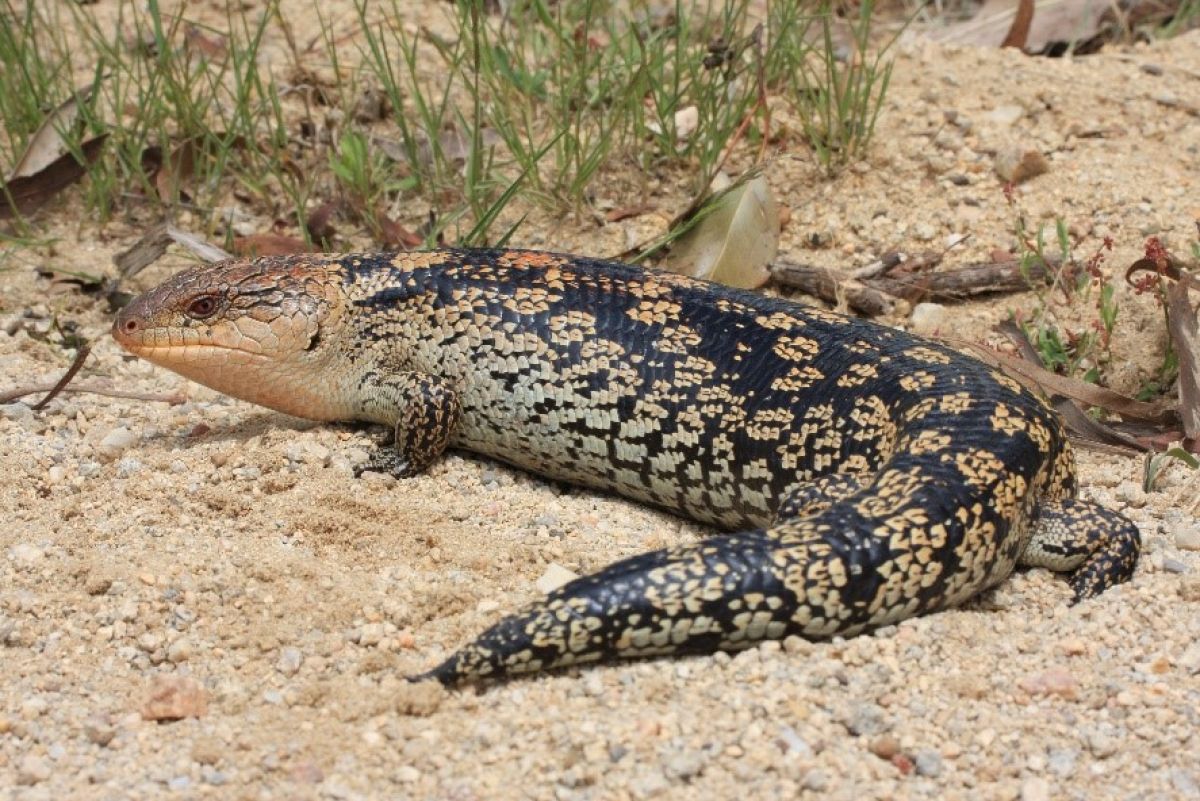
112,256,352,420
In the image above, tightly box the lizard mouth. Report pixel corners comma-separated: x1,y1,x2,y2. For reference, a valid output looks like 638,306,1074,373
116,339,273,364
111,314,275,362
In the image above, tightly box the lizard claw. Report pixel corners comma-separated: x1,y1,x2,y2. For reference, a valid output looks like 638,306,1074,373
354,450,416,479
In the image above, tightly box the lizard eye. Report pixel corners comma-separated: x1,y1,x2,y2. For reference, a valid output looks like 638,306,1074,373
186,295,218,319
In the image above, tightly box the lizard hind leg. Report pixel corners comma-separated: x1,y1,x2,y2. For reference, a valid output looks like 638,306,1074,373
1020,498,1140,602
774,473,870,523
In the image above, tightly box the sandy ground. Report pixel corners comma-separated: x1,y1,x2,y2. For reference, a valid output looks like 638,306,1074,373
2,3,1200,799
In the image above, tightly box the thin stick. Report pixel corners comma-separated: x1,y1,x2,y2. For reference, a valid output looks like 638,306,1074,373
30,344,91,411
1,383,186,406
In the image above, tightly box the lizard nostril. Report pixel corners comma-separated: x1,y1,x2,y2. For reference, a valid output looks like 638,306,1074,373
123,319,139,334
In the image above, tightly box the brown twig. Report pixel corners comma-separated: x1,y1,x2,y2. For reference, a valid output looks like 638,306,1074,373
770,261,900,316
873,258,1053,302
770,257,1054,316
30,344,91,411
1,382,185,406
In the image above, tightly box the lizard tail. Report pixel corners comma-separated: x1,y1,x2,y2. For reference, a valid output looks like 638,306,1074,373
410,531,796,685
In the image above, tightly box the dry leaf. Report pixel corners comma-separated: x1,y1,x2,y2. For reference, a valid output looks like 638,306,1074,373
377,213,423,249
0,136,108,220
1167,279,1200,439
113,225,231,279
305,201,339,244
156,140,197,203
231,234,315,258
1002,0,1036,47
934,0,1109,52
8,86,95,181
184,24,227,60
662,174,779,290
605,204,654,223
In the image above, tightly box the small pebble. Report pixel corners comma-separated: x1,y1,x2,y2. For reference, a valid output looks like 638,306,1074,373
1084,730,1118,758
914,749,943,777
1021,777,1050,801
664,749,706,780
777,725,812,758
1047,748,1077,777
167,638,193,663
84,715,116,747
98,426,138,458
85,575,112,596
869,734,901,759
357,623,384,646
1152,90,1180,108
141,675,208,721
1018,667,1078,700
801,769,829,792
843,702,888,736
913,222,938,242
277,646,304,676
1170,769,1199,796
995,146,1049,184
1173,522,1200,551
17,754,52,785
986,105,1024,126
1179,644,1200,674
910,303,948,336
535,563,579,595
10,543,44,565
202,767,229,786
116,457,144,477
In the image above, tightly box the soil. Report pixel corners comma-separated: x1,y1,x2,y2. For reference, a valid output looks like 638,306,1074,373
2,3,1199,800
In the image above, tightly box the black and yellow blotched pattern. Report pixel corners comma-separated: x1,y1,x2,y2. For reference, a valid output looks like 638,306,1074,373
112,248,1141,685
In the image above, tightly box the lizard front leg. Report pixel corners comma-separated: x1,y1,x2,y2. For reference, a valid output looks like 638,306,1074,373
353,371,462,479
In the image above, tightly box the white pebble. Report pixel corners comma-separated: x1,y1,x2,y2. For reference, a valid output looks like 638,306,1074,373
277,647,303,676
1021,777,1050,801
535,563,579,595
910,303,948,336
167,639,193,663
986,105,1024,126
10,543,44,565
358,623,384,646
99,426,138,458
1173,522,1200,552
16,754,51,785
116,458,144,478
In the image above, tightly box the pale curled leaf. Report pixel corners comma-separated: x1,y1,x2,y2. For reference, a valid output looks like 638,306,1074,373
662,175,779,290
933,0,1108,52
8,85,95,181
1166,279,1200,439
114,225,231,279
0,136,108,220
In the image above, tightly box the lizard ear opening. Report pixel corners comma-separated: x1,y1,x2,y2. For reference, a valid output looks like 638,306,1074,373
304,330,322,352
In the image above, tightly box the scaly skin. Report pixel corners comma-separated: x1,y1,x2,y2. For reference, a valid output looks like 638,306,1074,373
112,249,1140,684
